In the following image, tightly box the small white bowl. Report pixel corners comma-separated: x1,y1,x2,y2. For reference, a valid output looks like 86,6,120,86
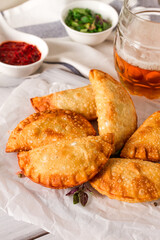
61,1,118,46
0,14,48,78
0,36,48,78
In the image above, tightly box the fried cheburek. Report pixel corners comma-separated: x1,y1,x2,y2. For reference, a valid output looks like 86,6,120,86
6,109,96,152
31,85,97,120
89,69,137,154
121,111,160,162
90,158,160,203
18,135,113,189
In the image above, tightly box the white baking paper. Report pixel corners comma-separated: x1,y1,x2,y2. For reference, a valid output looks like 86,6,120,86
0,68,160,240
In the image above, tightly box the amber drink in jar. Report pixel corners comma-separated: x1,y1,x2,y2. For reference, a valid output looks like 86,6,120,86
114,0,160,99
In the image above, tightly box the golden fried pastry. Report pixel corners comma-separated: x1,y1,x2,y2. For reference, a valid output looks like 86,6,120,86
121,111,160,162
89,69,137,154
90,158,160,203
6,109,96,152
18,135,113,189
31,85,97,120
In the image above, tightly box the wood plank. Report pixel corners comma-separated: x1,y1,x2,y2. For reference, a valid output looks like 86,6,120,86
37,233,63,240
0,210,48,240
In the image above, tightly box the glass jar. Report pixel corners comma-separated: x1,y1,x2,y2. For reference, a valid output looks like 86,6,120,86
114,0,160,99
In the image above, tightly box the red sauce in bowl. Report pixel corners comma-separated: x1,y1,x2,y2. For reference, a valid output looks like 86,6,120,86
0,41,41,66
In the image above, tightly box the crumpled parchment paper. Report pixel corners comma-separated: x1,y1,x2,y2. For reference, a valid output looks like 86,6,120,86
0,68,160,240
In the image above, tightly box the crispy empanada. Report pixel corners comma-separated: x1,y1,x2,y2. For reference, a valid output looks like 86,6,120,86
121,111,160,162
31,85,97,120
90,158,160,203
89,69,137,154
6,109,96,152
18,135,113,189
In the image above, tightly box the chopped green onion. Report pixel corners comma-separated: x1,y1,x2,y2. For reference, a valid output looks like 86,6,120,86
65,8,112,33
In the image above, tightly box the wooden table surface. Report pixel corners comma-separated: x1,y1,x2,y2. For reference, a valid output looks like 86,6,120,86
0,210,49,240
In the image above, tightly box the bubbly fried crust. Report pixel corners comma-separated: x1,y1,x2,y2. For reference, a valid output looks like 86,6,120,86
89,69,137,154
18,135,113,189
30,85,97,120
6,109,96,152
120,111,160,162
90,158,160,203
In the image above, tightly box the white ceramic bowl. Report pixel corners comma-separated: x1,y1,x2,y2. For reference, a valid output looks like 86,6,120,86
0,14,48,78
61,1,118,46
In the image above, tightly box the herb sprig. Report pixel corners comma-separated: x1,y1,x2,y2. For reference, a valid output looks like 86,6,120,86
66,183,92,206
16,171,25,178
